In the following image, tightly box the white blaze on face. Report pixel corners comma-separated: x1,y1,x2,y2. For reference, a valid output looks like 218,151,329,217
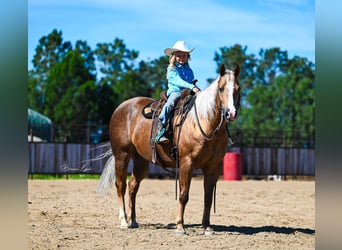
226,73,236,118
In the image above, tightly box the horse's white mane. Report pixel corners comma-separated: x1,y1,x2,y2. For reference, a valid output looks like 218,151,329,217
187,75,220,122
187,69,235,123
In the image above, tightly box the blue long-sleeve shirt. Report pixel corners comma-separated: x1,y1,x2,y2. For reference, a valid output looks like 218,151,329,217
166,62,195,96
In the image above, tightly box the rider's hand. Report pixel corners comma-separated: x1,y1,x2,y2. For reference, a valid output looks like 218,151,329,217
192,87,201,93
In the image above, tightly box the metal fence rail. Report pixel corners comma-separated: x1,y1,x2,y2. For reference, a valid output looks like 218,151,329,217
28,143,315,176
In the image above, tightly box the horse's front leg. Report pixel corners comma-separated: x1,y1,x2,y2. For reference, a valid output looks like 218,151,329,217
175,164,194,235
202,167,221,235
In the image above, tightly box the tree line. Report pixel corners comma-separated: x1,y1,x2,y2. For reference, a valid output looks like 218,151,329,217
28,29,315,146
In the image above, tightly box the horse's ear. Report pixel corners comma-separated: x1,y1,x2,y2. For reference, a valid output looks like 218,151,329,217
234,64,240,77
219,64,226,76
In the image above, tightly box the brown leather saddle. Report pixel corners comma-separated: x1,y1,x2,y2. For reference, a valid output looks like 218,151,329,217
142,89,196,165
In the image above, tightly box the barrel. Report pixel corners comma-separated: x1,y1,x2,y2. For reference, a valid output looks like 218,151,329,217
223,152,242,181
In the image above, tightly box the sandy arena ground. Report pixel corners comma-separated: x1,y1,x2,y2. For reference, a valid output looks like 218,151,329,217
28,178,315,249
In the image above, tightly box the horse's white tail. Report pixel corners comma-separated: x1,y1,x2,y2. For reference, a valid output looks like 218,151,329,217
96,153,116,196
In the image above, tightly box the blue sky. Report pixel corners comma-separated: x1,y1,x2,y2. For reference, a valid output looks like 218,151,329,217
28,0,315,89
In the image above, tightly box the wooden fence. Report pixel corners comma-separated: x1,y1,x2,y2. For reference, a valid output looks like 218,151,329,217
28,143,315,176
229,147,315,176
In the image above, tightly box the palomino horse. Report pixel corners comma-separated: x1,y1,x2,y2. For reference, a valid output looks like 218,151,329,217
97,64,241,235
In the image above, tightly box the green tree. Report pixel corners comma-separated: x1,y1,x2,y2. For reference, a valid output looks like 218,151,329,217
213,44,257,89
256,47,288,86
75,40,96,76
44,50,97,133
94,82,118,125
94,38,141,110
136,56,169,99
29,29,72,113
214,45,315,147
94,38,139,86
28,70,42,111
28,29,72,112
93,38,169,115
28,30,315,146
31,29,72,81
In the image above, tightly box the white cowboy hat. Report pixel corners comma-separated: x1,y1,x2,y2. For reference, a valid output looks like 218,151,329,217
164,40,195,56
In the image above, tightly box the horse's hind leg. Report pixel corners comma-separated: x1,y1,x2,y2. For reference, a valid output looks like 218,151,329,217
114,152,131,228
127,154,149,228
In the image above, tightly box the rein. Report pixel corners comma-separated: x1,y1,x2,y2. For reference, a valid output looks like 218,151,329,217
225,114,239,146
193,99,225,214
193,100,225,141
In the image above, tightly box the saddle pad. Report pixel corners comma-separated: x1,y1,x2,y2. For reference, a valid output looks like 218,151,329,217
142,100,161,119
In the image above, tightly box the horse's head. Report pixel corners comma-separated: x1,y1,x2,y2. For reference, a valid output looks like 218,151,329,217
218,64,241,122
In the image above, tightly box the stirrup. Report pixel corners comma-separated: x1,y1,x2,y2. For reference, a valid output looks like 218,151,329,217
155,127,166,143
158,135,169,144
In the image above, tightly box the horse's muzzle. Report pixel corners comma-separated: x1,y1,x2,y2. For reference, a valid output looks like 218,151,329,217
225,109,237,122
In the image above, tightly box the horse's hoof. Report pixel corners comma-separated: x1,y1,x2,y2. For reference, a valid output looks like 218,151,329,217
120,221,129,229
204,227,214,236
175,228,186,235
129,221,139,228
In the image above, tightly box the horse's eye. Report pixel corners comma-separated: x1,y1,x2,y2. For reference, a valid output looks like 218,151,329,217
219,87,224,93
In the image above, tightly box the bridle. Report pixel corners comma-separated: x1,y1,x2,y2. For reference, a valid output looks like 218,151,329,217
193,100,226,141
193,76,240,142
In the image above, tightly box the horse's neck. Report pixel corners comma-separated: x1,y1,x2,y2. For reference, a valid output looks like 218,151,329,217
189,81,222,132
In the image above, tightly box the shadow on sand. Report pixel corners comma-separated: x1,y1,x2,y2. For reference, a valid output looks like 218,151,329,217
142,223,315,235
211,224,315,235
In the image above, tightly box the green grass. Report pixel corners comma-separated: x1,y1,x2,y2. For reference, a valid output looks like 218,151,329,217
28,174,101,180
28,174,133,180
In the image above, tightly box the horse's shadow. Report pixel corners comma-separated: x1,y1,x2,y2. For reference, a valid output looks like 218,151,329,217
210,224,315,235
144,223,315,235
